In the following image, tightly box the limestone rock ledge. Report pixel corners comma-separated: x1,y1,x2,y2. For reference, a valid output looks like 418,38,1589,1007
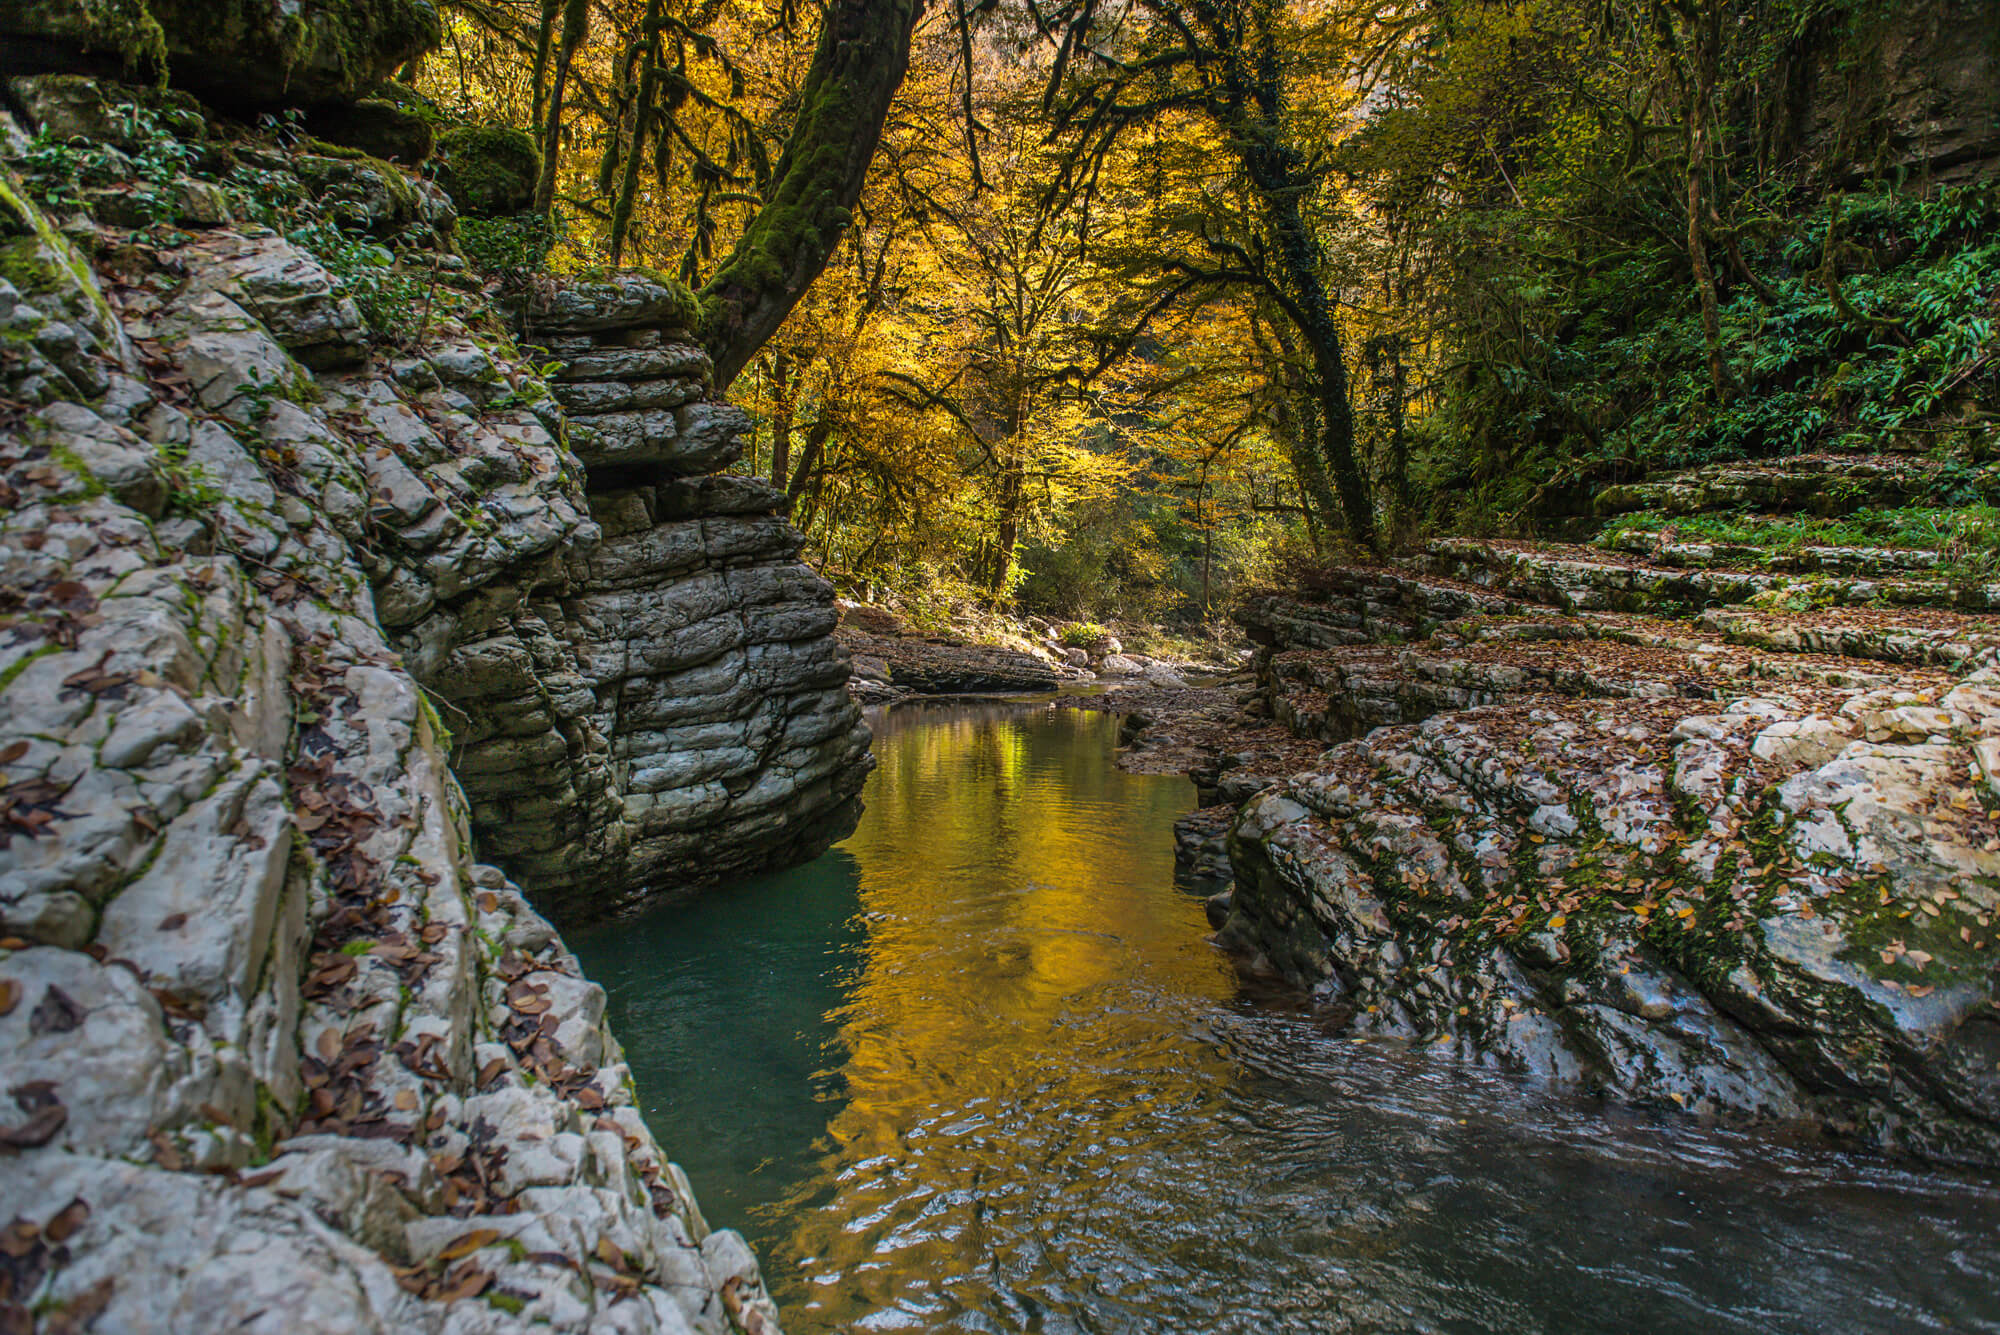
429,286,871,918
0,105,817,1328
1217,559,2000,1164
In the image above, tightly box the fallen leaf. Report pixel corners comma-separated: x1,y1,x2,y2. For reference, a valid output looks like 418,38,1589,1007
42,1198,88,1244
0,1103,66,1149
434,1262,492,1301
437,1228,501,1262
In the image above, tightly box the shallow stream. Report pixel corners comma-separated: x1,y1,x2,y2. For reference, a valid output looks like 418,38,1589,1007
573,700,2000,1333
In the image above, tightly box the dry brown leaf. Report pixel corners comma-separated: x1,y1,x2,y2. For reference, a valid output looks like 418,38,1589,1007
437,1228,501,1262
42,1198,88,1244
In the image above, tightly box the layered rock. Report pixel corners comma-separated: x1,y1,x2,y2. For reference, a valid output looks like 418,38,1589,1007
0,82,864,1329
427,279,871,917
1215,538,2000,1163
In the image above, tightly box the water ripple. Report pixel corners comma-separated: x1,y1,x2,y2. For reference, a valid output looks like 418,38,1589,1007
575,701,2000,1334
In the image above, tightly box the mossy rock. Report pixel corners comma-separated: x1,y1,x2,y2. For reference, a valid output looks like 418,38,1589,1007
6,73,206,145
2,0,441,111
293,147,424,234
0,0,168,83
306,94,435,164
435,125,539,219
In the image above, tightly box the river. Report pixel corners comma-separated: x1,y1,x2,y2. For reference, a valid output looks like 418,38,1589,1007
571,699,2000,1333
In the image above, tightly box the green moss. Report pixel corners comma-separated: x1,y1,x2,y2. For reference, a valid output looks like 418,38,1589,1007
435,125,539,219
626,266,701,328
0,645,61,695
50,0,170,81
0,171,121,338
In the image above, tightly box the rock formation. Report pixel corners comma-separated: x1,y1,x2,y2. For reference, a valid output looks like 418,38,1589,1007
0,64,867,1329
431,277,872,919
1203,527,2000,1164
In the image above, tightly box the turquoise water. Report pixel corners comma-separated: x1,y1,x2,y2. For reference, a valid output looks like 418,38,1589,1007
572,700,2000,1334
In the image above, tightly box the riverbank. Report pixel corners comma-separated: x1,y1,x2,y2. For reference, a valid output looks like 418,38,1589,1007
827,495,2000,1164
1198,510,2000,1165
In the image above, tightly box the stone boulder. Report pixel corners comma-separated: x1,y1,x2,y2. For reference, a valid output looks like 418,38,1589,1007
307,93,436,164
434,124,538,216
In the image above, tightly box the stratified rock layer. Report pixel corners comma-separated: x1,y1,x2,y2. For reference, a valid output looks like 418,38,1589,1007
427,286,870,918
0,0,441,110
1219,546,2000,1164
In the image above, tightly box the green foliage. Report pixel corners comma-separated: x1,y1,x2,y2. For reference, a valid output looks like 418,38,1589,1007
456,212,555,276
1058,621,1108,647
289,217,427,337
1602,504,2000,578
1351,0,2000,535
17,102,202,225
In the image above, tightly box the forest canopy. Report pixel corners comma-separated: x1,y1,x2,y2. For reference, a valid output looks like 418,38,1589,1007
395,0,1998,627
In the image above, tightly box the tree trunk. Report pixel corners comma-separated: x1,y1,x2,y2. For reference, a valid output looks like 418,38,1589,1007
787,417,831,506
528,0,561,133
534,0,589,215
1220,16,1377,550
991,458,1023,594
1381,335,1413,532
770,347,795,489
1269,312,1351,548
698,0,921,389
608,0,664,266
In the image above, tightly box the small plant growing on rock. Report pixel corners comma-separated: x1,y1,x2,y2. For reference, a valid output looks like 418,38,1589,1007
18,104,202,227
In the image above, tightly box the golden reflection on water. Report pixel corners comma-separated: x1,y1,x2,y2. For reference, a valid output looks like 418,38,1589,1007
768,703,1233,1329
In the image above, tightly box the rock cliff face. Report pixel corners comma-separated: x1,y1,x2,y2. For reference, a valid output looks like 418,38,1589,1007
1211,533,2000,1164
0,78,864,1330
1797,0,2000,183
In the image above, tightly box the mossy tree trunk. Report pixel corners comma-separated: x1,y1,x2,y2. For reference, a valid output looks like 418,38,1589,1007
697,0,921,390
529,0,561,131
